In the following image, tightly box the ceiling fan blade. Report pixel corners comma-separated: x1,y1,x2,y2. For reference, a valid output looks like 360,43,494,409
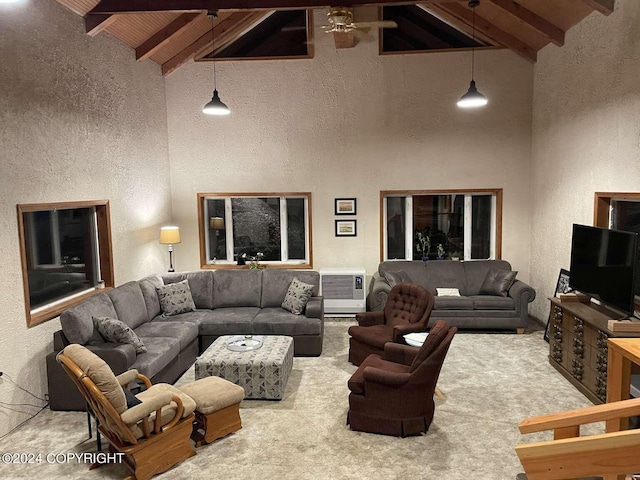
351,20,398,29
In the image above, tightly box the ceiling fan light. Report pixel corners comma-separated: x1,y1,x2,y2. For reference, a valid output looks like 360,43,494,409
203,89,230,115
457,80,488,108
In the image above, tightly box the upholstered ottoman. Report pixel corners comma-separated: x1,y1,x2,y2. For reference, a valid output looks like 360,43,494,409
195,335,294,400
178,376,245,447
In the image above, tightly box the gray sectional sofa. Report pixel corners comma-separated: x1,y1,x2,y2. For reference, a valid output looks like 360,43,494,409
46,269,323,411
367,260,535,331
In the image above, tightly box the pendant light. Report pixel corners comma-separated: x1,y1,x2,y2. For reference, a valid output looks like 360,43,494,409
203,12,230,116
457,0,488,108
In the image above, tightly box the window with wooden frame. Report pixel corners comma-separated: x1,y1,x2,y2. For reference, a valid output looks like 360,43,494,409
197,193,312,269
381,189,502,261
17,200,114,327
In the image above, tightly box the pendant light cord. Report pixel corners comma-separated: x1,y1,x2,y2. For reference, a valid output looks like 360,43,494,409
211,13,217,90
471,2,476,81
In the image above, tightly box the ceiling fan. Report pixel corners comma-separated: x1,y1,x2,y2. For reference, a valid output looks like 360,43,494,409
322,6,397,34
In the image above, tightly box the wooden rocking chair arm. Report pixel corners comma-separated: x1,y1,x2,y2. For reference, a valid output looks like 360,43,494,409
160,394,185,432
519,397,640,434
120,391,173,425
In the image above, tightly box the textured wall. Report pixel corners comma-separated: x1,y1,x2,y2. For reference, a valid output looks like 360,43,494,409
530,0,640,322
165,9,534,284
0,0,171,437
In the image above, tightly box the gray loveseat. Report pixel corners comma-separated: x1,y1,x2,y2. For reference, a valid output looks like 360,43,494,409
367,260,535,330
46,269,323,410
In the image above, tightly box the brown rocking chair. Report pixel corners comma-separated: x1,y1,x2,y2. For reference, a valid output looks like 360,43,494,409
57,344,196,480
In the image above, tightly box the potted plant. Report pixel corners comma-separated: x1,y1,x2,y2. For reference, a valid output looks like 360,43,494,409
415,231,431,261
449,251,461,261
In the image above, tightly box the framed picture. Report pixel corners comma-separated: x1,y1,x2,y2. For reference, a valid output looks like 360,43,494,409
544,268,572,342
335,198,357,215
335,220,357,237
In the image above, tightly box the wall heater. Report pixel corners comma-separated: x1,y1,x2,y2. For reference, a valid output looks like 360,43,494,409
319,268,366,316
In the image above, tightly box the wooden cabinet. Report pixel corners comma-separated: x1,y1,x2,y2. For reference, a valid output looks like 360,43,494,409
548,297,640,404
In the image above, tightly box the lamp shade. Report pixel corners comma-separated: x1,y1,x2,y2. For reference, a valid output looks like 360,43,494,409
457,80,488,108
203,89,230,116
160,226,181,244
209,217,225,230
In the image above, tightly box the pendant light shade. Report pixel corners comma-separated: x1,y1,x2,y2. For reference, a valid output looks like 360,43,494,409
203,89,230,115
457,0,487,109
457,80,488,108
202,12,230,116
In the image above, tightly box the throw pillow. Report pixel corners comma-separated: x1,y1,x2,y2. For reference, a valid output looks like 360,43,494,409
479,269,518,297
156,279,196,316
281,277,314,315
93,316,147,354
383,270,413,288
436,288,460,297
122,388,142,408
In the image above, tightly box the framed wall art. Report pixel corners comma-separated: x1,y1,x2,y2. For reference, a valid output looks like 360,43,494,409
335,220,357,237
335,198,357,215
544,268,572,342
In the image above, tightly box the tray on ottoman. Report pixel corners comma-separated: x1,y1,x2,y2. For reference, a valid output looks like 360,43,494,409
195,335,294,400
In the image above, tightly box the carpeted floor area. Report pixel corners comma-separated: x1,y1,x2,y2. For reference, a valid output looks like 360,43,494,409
0,319,597,480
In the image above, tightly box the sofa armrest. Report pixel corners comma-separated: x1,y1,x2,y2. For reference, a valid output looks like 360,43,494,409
392,323,427,342
305,296,323,319
367,275,391,311
356,311,385,327
508,280,536,311
85,343,137,376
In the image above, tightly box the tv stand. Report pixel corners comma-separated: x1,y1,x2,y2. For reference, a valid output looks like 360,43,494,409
548,295,640,404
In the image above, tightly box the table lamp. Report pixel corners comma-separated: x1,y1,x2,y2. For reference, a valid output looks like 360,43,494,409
159,226,181,272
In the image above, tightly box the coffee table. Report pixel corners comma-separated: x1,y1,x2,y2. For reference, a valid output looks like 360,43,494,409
195,335,294,400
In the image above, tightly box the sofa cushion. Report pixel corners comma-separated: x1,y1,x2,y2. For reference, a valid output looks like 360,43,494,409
196,308,258,336
134,321,199,350
60,293,117,345
130,337,181,379
479,269,517,297
281,277,314,315
93,316,147,354
433,296,475,310
470,295,515,310
107,281,149,330
260,270,320,308
422,261,467,295
212,270,262,308
156,280,196,316
161,271,214,309
383,270,413,288
138,274,163,320
253,308,322,335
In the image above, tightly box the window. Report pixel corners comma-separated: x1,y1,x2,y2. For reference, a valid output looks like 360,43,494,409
198,193,312,269
381,189,502,261
18,200,114,327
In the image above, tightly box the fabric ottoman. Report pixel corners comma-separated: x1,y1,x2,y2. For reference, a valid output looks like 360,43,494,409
195,335,294,400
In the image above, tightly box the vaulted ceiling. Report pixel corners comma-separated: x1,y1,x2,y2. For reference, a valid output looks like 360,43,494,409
55,0,615,76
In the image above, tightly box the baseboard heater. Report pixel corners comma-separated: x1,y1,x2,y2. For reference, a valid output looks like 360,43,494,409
319,268,366,316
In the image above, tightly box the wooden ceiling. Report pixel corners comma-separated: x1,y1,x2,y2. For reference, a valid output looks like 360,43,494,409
55,0,615,76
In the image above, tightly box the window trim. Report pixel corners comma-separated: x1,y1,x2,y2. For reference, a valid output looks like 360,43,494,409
197,192,313,270
594,192,640,228
379,189,503,261
17,200,115,328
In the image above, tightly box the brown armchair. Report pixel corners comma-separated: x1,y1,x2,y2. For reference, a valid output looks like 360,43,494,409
347,320,456,437
57,344,196,480
348,283,435,366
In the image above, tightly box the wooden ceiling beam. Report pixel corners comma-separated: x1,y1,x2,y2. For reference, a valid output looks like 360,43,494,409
161,11,272,75
436,2,537,62
136,12,203,61
488,0,565,47
89,0,441,15
581,0,614,16
85,13,117,36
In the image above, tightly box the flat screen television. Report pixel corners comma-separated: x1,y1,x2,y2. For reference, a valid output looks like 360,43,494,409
569,224,638,317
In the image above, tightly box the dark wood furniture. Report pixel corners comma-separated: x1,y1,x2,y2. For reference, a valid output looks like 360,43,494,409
548,296,640,404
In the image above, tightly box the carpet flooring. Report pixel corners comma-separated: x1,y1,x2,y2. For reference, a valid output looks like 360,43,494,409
0,319,598,480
